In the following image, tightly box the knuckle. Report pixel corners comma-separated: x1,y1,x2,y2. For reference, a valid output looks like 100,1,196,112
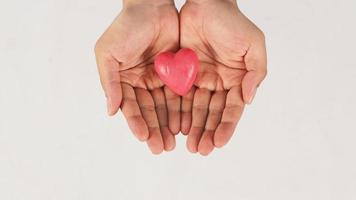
120,98,136,109
208,108,222,115
140,104,156,112
155,104,166,111
193,105,209,112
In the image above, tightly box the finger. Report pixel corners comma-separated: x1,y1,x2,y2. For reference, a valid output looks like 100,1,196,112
164,86,181,135
120,83,149,141
181,87,196,135
186,88,211,153
95,49,122,116
151,88,176,152
135,88,164,154
214,86,244,148
242,37,267,104
198,91,227,156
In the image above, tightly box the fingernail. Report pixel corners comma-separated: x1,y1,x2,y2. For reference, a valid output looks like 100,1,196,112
107,98,113,116
247,87,257,104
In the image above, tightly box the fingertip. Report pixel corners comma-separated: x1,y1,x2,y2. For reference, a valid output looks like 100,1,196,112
106,93,122,116
107,110,115,117
161,128,176,152
199,150,213,156
242,71,263,104
107,108,118,116
198,131,214,156
245,87,257,105
164,140,176,152
186,138,198,153
106,98,115,116
214,138,226,148
213,129,231,148
169,122,180,135
181,131,189,136
198,146,214,156
150,148,164,155
137,131,149,142
213,135,227,148
127,117,149,141
213,140,225,148
147,128,164,155
187,147,198,154
148,140,164,155
181,110,192,135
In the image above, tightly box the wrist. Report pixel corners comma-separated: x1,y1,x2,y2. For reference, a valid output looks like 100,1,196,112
124,0,175,8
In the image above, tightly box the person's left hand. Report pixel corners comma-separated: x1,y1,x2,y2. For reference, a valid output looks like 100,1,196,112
180,0,267,155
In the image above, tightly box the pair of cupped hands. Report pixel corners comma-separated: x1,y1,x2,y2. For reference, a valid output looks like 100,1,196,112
94,0,267,155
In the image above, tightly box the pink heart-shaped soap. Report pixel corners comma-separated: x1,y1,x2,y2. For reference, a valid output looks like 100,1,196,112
154,48,199,96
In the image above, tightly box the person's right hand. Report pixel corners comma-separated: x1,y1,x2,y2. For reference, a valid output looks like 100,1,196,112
94,0,180,154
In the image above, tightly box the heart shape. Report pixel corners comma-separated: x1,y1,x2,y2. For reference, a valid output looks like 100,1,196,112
154,48,199,96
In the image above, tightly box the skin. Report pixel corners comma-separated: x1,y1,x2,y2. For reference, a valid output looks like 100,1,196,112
180,0,267,155
95,0,267,155
95,0,180,154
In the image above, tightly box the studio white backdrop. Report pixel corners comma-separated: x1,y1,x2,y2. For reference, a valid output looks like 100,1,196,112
0,0,355,199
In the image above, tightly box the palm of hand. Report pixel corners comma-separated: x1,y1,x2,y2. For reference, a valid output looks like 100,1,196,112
179,1,265,155
95,4,180,154
181,1,253,91
117,5,179,89
96,1,266,155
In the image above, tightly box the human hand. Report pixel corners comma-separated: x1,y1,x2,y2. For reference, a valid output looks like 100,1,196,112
94,0,180,154
180,0,267,155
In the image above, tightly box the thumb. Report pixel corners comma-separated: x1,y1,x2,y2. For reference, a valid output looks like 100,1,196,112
95,49,122,116
242,41,267,104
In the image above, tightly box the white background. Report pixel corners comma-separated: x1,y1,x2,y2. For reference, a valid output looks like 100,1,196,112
1,0,356,199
